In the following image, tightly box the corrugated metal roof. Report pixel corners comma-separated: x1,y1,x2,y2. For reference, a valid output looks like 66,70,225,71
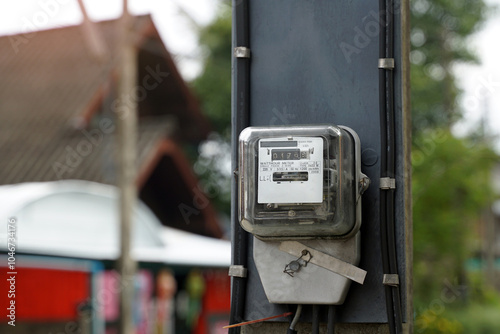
0,181,230,266
0,15,210,186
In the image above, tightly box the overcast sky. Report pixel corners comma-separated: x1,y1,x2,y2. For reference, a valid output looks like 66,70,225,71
0,0,221,79
1,0,499,148
453,0,500,148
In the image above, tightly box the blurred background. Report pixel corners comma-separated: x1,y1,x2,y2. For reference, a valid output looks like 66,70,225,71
0,0,500,333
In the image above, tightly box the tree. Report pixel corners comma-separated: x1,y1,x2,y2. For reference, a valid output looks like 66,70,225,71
412,129,497,306
191,6,232,136
410,0,489,133
189,6,233,218
409,0,497,309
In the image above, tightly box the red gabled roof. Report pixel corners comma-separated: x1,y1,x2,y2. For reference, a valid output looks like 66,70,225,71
138,139,223,238
0,15,211,185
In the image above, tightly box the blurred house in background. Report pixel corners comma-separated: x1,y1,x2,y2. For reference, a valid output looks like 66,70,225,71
0,15,229,333
478,164,500,291
0,181,230,334
0,14,220,238
483,204,500,290
468,164,500,292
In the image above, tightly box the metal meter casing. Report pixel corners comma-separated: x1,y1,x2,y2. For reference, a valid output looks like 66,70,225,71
239,125,363,239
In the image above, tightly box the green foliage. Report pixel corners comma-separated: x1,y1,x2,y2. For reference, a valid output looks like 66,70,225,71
410,0,500,319
412,129,497,305
191,5,232,219
467,272,500,307
189,7,233,218
415,300,500,334
191,7,232,136
414,272,500,334
410,0,489,133
415,309,463,334
449,302,500,334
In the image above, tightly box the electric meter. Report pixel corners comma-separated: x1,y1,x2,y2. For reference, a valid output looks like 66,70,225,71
239,124,368,239
237,124,369,305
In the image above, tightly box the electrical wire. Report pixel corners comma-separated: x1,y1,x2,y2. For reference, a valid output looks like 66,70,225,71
378,0,395,333
379,0,403,333
326,305,336,334
229,0,250,333
224,312,293,329
386,0,404,332
312,305,320,334
287,305,303,334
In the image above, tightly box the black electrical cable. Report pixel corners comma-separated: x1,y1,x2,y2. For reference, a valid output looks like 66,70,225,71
380,192,395,334
387,191,403,334
312,305,320,334
379,0,404,333
229,0,250,333
326,305,336,334
378,0,396,333
385,0,404,332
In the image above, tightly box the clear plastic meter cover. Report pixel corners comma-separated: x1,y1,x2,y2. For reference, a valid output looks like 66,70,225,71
238,125,358,239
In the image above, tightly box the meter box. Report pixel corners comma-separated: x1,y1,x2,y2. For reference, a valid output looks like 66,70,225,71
239,125,368,239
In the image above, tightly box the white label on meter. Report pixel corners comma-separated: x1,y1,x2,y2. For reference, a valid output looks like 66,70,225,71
258,137,323,204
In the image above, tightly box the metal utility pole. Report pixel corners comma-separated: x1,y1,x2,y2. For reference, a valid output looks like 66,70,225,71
230,0,412,333
116,0,138,333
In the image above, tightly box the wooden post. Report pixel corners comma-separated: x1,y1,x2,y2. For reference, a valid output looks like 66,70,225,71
116,1,138,333
76,0,109,62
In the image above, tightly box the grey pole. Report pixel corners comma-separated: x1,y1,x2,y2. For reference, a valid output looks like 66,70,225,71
232,0,412,332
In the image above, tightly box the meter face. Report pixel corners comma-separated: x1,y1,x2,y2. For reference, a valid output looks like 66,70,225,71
257,137,324,204
238,125,363,238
